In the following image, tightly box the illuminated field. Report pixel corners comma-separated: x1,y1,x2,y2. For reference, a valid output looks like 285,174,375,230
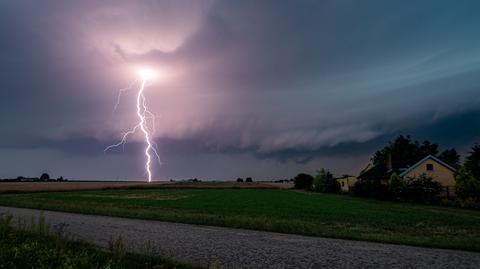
0,188,479,252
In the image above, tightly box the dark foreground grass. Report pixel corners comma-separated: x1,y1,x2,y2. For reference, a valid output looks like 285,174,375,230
0,189,479,252
0,213,200,269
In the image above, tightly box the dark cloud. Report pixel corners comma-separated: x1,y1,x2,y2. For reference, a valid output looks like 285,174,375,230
0,0,479,179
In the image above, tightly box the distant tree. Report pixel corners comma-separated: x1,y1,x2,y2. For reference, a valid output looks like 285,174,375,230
388,172,407,200
313,168,339,193
245,177,253,183
465,144,480,180
293,173,314,189
56,176,64,182
455,166,480,200
16,176,24,181
40,173,50,181
438,148,460,167
236,178,244,183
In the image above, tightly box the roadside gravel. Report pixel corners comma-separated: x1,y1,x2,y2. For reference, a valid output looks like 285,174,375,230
1,206,479,269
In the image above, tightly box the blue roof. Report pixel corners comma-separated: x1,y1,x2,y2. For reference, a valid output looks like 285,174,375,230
399,155,456,177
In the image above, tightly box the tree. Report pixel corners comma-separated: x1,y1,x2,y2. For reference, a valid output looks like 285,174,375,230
245,177,253,183
293,173,314,189
455,166,480,200
40,173,50,181
373,135,433,171
419,140,439,157
313,168,339,193
388,172,406,200
372,135,457,172
465,144,480,180
438,148,460,167
236,178,244,183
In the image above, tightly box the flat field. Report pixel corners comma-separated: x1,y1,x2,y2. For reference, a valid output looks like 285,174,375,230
0,188,479,251
0,181,282,193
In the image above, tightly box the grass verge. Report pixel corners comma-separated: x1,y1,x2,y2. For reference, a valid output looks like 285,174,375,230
0,213,201,269
0,189,479,252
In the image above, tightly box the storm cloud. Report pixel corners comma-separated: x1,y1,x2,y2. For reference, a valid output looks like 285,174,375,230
0,0,479,180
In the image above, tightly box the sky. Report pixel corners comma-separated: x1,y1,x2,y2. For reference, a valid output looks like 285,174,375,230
0,0,479,181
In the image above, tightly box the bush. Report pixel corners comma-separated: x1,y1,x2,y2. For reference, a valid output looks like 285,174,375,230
455,166,480,200
313,169,340,193
352,179,387,198
404,174,442,203
439,198,480,210
293,173,314,189
245,177,253,183
388,173,407,200
236,178,244,183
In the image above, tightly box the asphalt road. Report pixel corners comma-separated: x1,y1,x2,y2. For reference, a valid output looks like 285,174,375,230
1,206,479,269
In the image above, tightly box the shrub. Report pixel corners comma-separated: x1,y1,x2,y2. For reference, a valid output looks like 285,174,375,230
313,169,340,193
439,197,480,210
293,173,314,189
236,178,244,183
388,173,407,200
404,174,442,203
352,179,386,198
455,166,480,200
245,177,253,183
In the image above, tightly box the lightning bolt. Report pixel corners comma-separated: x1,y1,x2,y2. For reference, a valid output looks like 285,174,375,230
105,76,161,182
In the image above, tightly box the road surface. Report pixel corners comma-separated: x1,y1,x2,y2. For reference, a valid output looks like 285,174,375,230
1,206,479,269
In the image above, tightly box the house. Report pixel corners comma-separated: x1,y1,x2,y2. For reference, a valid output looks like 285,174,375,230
335,175,358,192
358,154,456,195
399,155,456,194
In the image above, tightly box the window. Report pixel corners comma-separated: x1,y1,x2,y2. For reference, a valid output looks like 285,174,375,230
341,182,345,187
426,163,434,171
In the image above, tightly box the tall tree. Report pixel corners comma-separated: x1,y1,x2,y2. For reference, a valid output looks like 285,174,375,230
438,148,460,167
313,168,339,193
419,140,439,157
372,135,439,171
465,144,480,179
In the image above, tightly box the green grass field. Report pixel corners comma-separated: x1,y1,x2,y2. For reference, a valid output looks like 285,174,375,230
0,188,479,252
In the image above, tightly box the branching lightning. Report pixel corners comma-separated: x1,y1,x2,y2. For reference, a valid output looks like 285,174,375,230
105,69,161,182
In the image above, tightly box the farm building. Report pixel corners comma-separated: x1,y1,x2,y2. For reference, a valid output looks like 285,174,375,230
335,175,358,192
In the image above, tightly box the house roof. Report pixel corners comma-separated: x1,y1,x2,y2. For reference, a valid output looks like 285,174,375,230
358,162,393,180
398,155,456,177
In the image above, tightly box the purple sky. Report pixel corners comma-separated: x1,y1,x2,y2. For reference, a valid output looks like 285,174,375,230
1,0,479,181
